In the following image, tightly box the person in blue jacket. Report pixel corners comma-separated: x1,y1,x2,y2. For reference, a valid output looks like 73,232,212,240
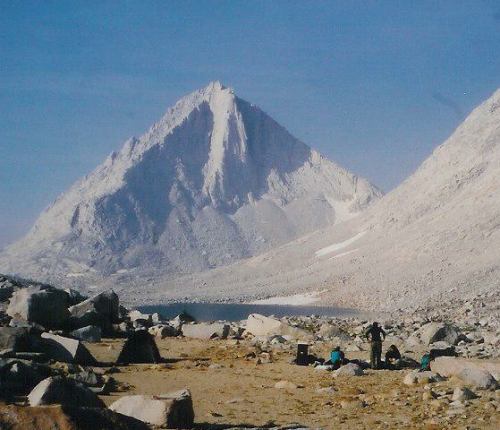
330,346,345,370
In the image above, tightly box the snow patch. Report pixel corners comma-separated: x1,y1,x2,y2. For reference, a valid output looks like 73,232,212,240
328,248,359,260
315,231,366,257
249,290,325,305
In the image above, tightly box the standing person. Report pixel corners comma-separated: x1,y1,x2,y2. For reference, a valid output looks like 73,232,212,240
365,322,386,369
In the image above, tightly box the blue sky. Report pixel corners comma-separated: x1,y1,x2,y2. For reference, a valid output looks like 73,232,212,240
1,1,500,248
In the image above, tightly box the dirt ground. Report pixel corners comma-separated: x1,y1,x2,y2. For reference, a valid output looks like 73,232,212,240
87,337,500,430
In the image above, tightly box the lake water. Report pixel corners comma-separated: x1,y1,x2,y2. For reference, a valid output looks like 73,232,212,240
137,302,359,322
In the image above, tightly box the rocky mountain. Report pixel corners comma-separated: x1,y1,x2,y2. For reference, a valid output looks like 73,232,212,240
0,81,381,286
134,88,500,311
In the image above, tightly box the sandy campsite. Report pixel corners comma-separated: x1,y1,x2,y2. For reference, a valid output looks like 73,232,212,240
89,335,500,429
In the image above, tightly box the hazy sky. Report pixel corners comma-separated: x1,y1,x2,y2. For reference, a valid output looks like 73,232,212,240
1,1,500,248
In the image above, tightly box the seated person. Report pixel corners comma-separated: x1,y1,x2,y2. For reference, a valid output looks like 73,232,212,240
420,353,431,371
329,346,345,370
385,344,402,369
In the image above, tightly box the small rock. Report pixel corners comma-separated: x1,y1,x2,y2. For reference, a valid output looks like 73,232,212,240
70,325,102,343
274,380,298,390
334,363,364,377
452,386,477,402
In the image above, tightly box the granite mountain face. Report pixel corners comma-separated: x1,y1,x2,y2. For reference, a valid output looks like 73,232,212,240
0,82,381,284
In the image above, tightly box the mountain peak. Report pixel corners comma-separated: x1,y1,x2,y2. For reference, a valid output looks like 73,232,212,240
204,80,227,93
0,83,381,284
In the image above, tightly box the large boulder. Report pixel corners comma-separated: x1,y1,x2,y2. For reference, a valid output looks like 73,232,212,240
0,327,40,352
431,356,500,379
181,323,229,340
109,389,194,428
0,359,52,396
28,376,105,407
0,404,150,430
7,286,69,329
431,357,499,389
246,314,282,336
70,325,102,343
116,330,161,364
40,333,97,365
245,314,312,340
68,290,119,333
457,367,497,390
418,323,463,345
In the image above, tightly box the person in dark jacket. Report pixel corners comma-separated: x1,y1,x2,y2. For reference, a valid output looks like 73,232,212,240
385,344,401,369
365,322,386,369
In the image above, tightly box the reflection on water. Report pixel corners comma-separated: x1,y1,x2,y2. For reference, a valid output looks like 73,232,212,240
137,302,358,322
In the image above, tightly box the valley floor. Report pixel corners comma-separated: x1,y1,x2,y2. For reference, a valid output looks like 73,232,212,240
86,337,499,430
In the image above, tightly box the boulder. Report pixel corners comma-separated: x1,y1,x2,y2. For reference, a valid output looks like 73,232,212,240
129,310,152,324
457,367,497,390
64,289,87,306
0,404,150,430
452,386,477,402
246,314,282,336
40,332,97,365
69,369,103,387
403,370,443,386
0,327,39,352
28,376,105,407
148,324,178,338
431,356,500,382
68,290,119,333
403,370,443,385
181,323,230,340
334,363,364,377
116,330,161,364
0,359,52,396
245,314,312,340
0,279,15,302
109,389,194,428
429,343,457,359
419,323,463,345
7,286,69,329
70,325,102,343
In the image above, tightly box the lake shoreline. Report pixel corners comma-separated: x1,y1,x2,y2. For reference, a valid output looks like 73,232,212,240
136,302,386,322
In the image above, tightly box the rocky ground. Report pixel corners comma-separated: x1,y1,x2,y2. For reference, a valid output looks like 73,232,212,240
0,273,499,429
